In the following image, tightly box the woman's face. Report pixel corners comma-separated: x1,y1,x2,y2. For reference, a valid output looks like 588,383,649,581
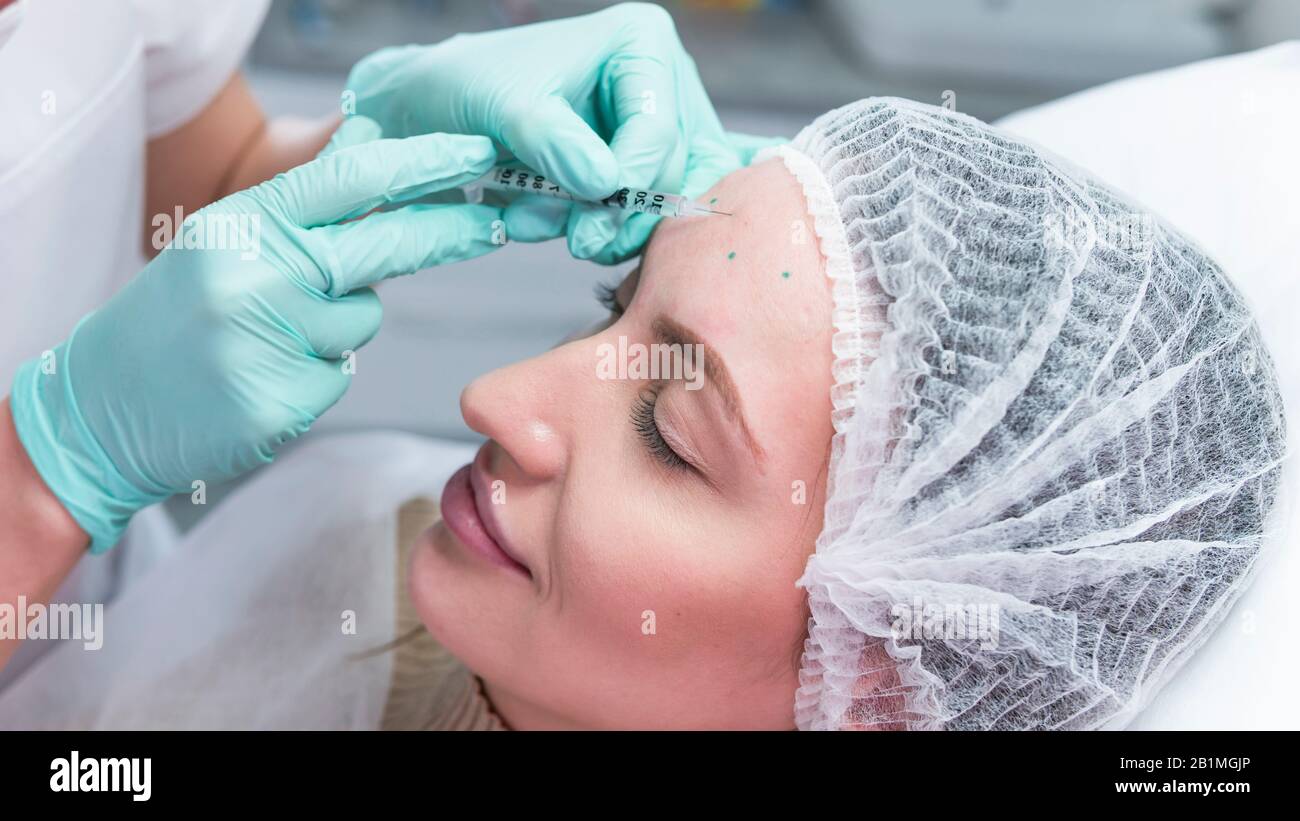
409,158,836,729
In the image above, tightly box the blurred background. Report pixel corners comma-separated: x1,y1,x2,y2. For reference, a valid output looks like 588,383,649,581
165,0,1300,526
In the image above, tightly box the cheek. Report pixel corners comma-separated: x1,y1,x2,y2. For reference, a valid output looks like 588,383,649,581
548,478,804,671
550,472,680,625
548,475,708,655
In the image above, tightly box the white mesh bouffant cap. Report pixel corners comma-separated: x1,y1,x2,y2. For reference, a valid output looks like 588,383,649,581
758,97,1289,730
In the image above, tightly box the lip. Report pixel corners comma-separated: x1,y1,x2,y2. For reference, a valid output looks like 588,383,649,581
439,462,531,581
469,452,533,572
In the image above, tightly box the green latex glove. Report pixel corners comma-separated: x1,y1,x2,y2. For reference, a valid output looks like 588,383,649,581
346,2,755,264
10,128,504,553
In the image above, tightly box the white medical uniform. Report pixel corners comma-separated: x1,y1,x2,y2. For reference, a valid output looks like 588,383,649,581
0,0,270,687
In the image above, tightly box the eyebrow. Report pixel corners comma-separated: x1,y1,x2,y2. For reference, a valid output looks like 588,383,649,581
650,314,767,468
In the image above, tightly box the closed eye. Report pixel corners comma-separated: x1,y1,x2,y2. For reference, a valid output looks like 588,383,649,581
631,385,690,473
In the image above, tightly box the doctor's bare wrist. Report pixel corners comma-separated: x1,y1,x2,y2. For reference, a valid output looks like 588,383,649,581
0,397,90,558
0,396,92,673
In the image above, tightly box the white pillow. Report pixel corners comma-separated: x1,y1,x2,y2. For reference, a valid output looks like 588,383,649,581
993,42,1300,729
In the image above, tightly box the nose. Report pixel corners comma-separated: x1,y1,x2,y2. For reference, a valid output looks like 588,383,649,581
459,344,580,484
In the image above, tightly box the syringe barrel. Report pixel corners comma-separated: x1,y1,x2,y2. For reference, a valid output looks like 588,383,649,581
475,167,578,201
471,165,688,216
598,187,687,217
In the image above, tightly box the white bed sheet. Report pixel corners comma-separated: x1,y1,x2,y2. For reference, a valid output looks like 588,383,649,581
993,41,1300,729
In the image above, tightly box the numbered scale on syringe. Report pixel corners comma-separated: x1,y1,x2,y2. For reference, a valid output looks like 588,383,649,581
473,166,729,218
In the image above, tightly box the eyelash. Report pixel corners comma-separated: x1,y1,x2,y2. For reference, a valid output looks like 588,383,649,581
600,280,691,475
594,280,624,316
630,386,690,473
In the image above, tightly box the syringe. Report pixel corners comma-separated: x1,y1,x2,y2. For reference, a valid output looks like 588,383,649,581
464,165,731,218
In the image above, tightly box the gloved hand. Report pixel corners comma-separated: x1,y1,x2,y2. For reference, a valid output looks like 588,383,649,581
10,130,504,553
345,2,752,264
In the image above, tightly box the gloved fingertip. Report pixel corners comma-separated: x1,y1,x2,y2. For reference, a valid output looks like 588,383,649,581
322,115,383,157
457,204,511,250
551,142,620,202
467,134,501,169
586,215,656,265
426,133,498,174
585,150,623,198
505,199,570,242
568,209,618,259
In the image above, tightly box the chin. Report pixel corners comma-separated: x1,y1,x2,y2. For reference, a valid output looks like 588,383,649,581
407,522,464,648
406,521,520,679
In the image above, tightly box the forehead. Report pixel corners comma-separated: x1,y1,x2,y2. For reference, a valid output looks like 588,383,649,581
637,158,830,345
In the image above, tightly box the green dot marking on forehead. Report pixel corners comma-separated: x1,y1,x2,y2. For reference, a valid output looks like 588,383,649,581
781,270,790,279
709,197,718,204
727,251,736,260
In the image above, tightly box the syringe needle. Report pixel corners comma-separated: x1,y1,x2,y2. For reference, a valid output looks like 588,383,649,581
681,203,733,217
